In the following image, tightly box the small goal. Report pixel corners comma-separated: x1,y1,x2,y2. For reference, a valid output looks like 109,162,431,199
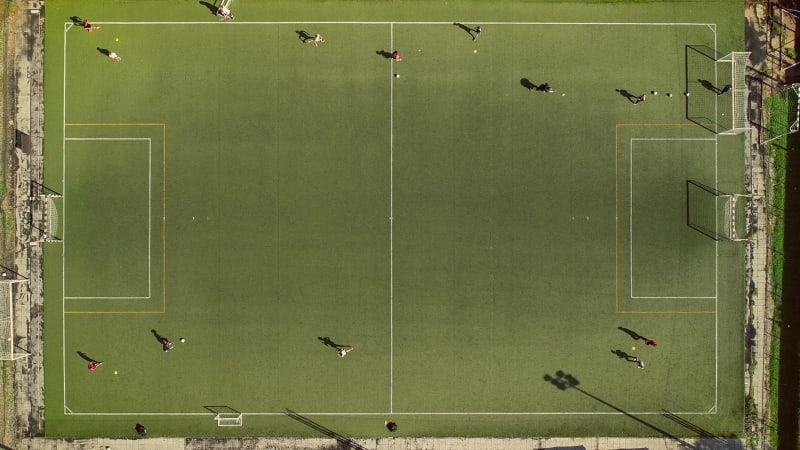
206,406,243,426
214,412,243,427
0,279,30,361
686,180,758,242
29,183,63,245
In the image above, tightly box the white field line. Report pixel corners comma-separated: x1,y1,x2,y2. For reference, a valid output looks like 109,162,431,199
64,410,716,416
75,21,717,26
59,20,723,418
62,20,69,412
389,22,395,415
61,138,153,300
713,31,720,413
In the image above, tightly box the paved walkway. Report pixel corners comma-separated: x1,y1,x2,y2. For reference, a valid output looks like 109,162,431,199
13,436,747,450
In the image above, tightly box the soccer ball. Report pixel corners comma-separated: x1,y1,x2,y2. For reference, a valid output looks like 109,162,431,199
394,74,400,78
180,337,185,343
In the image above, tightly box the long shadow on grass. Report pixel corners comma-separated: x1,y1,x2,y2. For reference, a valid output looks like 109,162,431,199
285,409,368,450
615,89,639,104
199,1,219,15
77,351,99,363
544,370,697,448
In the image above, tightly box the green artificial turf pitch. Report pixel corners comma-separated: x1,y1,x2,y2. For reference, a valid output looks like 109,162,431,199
41,0,746,439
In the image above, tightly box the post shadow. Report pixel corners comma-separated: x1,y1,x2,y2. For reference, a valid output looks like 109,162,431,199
199,1,219,15
453,22,474,38
618,326,646,340
77,351,99,363
376,50,393,59
285,409,368,450
318,336,348,349
0,265,26,280
544,370,696,449
661,409,719,438
616,89,639,104
296,30,312,42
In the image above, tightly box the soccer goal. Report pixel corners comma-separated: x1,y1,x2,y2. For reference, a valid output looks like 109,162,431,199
29,191,63,245
686,180,758,241
215,412,243,427
0,279,30,361
717,51,751,135
206,405,243,426
761,83,800,144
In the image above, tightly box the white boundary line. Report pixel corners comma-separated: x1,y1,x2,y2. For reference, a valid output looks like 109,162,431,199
64,410,715,416
389,22,395,415
62,137,153,300
82,21,716,26
61,21,69,412
58,20,722,419
628,137,718,300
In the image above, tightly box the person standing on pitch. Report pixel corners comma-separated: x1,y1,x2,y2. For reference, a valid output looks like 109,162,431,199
338,346,354,357
88,361,103,371
718,84,732,96
308,34,326,47
472,25,482,41
645,339,658,347
634,94,646,104
392,51,403,61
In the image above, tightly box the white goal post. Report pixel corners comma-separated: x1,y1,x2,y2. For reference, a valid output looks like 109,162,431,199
717,51,751,134
0,279,30,361
215,412,243,427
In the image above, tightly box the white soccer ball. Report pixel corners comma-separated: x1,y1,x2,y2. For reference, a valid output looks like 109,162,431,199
394,74,400,78
685,92,691,97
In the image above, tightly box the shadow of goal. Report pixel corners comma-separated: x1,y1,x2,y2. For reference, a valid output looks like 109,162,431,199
204,405,243,427
686,180,758,241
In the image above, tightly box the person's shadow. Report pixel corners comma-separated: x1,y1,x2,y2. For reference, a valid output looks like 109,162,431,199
318,336,348,349
616,89,639,104
97,47,111,57
77,351,99,363
199,1,219,15
618,326,646,341
520,78,537,91
376,50,393,59
151,329,169,345
611,349,638,362
453,22,475,38
296,30,312,43
697,79,720,93
70,16,84,26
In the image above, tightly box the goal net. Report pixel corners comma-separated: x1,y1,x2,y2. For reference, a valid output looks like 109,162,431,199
30,191,63,245
762,83,800,143
717,52,751,134
206,405,243,426
215,412,243,427
0,279,30,361
687,180,755,241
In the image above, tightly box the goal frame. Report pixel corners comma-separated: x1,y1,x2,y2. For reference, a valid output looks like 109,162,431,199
0,279,30,361
717,51,751,135
214,412,243,427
